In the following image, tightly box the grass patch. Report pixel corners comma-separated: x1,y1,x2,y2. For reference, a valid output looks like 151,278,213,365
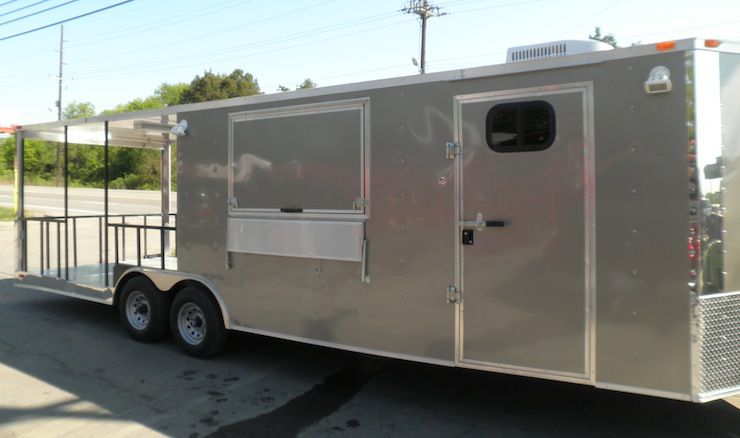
0,207,16,221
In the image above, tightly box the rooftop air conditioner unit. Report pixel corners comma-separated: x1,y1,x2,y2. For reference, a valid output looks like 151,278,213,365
507,40,614,63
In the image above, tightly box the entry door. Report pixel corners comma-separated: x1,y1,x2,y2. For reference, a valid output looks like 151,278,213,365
455,84,594,380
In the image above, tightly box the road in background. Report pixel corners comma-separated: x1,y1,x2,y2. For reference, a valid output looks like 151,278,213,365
0,185,176,216
0,185,177,277
0,282,738,437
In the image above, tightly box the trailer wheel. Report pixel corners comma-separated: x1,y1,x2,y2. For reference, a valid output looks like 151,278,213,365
118,277,170,342
170,287,227,358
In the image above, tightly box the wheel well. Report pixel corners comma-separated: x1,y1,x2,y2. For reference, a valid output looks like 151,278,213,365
114,272,228,329
168,280,227,326
113,272,159,308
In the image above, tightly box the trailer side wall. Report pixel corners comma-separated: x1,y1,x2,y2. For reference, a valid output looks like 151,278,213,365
178,50,694,395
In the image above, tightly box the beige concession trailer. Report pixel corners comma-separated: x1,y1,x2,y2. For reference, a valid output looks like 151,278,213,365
13,38,740,402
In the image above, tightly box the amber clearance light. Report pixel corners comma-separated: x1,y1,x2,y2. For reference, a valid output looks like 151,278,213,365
705,39,722,48
655,41,677,51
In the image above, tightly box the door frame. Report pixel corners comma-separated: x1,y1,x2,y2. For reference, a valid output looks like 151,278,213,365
452,82,596,384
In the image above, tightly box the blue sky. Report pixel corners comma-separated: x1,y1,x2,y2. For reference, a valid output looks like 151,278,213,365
1,0,739,125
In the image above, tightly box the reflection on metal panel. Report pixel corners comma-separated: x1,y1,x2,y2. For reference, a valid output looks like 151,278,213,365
691,50,725,294
717,53,740,293
227,217,364,262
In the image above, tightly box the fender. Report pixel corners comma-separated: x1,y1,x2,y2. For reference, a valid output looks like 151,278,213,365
115,267,232,330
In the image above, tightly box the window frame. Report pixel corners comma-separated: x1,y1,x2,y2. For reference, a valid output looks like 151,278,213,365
485,100,556,153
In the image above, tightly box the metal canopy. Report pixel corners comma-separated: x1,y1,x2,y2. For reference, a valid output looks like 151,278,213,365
20,113,177,149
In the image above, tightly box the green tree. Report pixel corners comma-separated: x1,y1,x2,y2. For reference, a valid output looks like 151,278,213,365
297,78,317,89
63,101,96,120
101,82,187,115
179,69,261,103
589,26,618,48
101,96,164,115
155,82,189,106
277,85,291,92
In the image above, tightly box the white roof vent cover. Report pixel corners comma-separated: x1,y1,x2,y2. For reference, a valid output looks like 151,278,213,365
507,40,614,63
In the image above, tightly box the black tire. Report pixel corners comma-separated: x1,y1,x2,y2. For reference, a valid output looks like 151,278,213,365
170,286,227,358
118,276,170,342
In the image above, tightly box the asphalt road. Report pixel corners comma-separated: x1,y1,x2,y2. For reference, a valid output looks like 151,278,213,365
0,184,176,216
0,282,738,437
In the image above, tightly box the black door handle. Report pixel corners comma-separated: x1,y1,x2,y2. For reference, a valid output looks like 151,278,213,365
485,220,508,227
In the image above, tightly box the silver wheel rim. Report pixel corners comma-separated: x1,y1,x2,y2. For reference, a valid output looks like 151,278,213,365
125,290,150,331
177,303,207,346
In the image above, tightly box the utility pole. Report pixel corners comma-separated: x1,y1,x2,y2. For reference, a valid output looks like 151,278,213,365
55,25,64,186
402,0,446,74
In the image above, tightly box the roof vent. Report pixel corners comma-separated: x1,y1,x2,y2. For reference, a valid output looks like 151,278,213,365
507,40,614,63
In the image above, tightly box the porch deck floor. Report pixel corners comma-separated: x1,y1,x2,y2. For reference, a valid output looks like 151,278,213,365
35,256,178,289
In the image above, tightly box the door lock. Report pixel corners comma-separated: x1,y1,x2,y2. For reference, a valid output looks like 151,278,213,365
462,229,474,245
460,212,509,231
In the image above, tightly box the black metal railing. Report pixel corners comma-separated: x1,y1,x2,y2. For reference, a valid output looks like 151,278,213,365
23,213,177,282
109,221,176,270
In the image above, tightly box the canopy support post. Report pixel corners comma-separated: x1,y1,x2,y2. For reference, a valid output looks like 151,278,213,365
161,128,171,259
104,121,109,287
15,131,25,273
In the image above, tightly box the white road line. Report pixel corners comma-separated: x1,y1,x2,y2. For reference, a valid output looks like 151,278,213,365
21,204,108,215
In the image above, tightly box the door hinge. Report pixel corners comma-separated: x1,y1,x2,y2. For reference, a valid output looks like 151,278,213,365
446,285,461,303
353,197,368,210
445,142,460,160
228,197,238,209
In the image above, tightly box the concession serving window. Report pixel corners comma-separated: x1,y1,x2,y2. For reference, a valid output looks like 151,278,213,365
226,98,369,263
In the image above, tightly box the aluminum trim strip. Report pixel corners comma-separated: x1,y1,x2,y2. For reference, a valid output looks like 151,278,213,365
13,282,113,305
228,98,368,121
456,361,592,386
596,382,692,401
694,385,740,402
461,358,590,380
228,211,368,221
230,324,455,368
583,82,597,383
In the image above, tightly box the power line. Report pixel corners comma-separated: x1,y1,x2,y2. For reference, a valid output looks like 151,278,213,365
0,0,52,19
62,0,536,76
0,0,136,43
68,0,340,65
67,0,255,48
0,9,411,92
0,0,81,27
69,11,402,75
0,0,23,9
0,1,378,88
68,18,413,82
0,0,248,65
